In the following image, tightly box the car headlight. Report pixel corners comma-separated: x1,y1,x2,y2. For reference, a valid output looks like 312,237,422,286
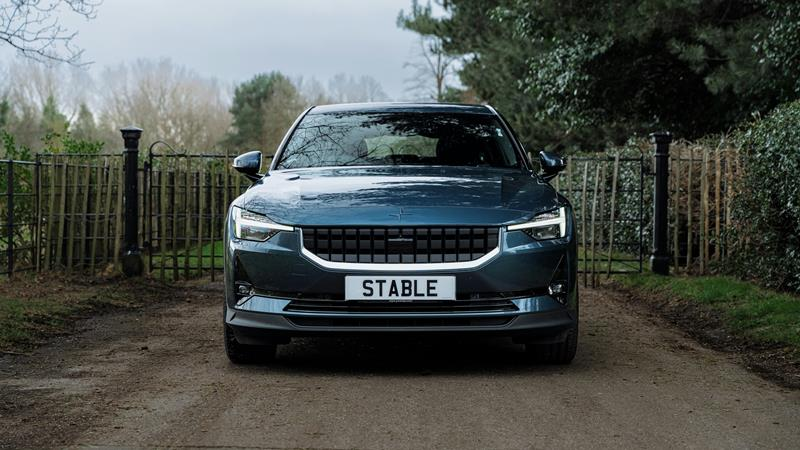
231,206,293,241
507,207,567,240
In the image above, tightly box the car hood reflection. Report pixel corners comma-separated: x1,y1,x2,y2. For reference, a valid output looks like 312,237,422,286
241,166,561,226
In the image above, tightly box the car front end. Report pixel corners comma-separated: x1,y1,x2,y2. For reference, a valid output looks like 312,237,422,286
223,103,578,364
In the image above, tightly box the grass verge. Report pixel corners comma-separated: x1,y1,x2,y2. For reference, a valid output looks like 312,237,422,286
615,272,800,387
0,272,179,353
618,273,800,348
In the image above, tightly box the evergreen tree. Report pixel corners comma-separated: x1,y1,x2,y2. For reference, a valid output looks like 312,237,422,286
70,103,98,141
40,94,68,137
226,72,301,152
399,0,800,150
0,98,9,131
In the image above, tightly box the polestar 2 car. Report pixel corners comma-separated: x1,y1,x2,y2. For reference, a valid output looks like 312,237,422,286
223,103,578,364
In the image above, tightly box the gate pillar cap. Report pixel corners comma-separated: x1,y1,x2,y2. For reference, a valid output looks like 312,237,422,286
649,131,672,144
120,126,143,150
120,126,143,137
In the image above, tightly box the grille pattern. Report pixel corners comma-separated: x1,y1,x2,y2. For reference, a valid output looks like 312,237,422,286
301,227,500,263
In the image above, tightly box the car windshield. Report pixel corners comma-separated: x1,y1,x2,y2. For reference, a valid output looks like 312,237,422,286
274,111,522,170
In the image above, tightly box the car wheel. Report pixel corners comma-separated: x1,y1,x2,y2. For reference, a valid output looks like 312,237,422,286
224,322,277,364
525,324,578,364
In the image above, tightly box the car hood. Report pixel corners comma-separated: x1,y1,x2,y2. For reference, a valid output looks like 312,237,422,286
239,166,561,226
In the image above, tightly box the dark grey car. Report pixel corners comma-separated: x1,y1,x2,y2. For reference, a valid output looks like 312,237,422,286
223,103,577,364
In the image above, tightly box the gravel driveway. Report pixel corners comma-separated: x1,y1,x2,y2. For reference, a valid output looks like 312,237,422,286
1,281,798,449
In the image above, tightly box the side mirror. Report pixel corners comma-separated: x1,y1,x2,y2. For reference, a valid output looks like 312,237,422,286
233,150,263,182
539,151,566,181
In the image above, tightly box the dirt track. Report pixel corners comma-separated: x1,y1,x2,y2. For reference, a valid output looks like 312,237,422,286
1,280,798,449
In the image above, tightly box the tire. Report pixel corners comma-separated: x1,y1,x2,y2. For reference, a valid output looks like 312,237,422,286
224,322,277,364
525,324,578,364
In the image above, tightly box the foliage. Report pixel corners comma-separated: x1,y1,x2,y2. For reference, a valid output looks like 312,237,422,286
0,98,9,130
1,130,32,161
226,72,305,154
730,100,800,292
42,132,104,155
40,94,68,138
399,0,800,151
71,103,99,141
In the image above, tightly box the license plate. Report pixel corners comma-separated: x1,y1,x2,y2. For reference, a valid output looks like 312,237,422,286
345,276,456,300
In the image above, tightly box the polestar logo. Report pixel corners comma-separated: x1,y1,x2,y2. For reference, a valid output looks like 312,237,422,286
389,208,413,221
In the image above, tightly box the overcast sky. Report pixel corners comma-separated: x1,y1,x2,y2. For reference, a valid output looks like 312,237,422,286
1,0,433,100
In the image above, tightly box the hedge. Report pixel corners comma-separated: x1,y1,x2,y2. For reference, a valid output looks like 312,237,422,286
731,100,800,292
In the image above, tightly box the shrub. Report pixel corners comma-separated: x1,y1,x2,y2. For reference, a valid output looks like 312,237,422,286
731,100,800,292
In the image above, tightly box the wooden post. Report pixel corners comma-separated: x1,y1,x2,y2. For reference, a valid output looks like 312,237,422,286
724,149,734,258
34,157,42,272
224,149,230,212
581,161,589,288
170,167,178,281
90,164,103,274
714,147,722,261
595,163,606,286
45,157,57,270
66,162,81,270
686,147,693,272
589,163,601,287
184,159,192,279
77,164,91,269
566,156,573,200
210,163,217,282
606,155,619,277
55,162,68,268
113,160,124,265
700,148,709,272
160,169,168,281
102,158,114,264
197,164,205,277
672,151,680,271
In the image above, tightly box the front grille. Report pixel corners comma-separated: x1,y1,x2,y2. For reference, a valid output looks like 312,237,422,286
301,227,500,263
284,299,519,313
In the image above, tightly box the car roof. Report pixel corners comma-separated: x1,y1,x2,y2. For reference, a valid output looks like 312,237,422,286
308,102,494,115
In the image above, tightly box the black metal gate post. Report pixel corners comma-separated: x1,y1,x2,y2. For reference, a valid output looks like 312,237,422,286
650,131,672,275
121,126,144,276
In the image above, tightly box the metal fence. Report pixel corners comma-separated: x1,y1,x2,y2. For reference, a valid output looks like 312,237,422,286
1,137,689,282
144,151,265,280
35,154,127,272
0,159,39,275
552,155,647,285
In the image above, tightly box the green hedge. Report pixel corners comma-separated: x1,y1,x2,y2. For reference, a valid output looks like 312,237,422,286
732,100,800,292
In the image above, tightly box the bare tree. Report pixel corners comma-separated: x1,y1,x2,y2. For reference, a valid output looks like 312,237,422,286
0,59,94,148
403,36,456,102
327,73,389,103
294,76,330,106
97,59,232,152
0,0,101,65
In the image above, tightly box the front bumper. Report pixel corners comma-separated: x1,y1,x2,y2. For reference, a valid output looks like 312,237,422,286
227,293,576,345
224,219,578,343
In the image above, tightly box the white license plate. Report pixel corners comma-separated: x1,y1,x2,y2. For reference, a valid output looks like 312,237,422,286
345,276,456,301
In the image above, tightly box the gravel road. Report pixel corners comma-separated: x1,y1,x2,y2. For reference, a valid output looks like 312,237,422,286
1,281,798,449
